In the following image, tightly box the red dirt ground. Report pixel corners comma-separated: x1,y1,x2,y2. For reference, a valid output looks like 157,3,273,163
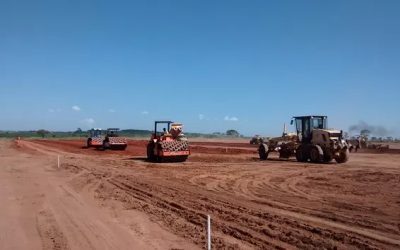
2,138,400,249
31,139,257,156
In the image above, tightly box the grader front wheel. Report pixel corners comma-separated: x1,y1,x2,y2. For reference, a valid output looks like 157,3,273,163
335,149,349,163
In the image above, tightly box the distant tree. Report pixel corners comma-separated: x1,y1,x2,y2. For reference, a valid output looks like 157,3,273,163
73,128,83,136
36,129,50,138
226,129,240,137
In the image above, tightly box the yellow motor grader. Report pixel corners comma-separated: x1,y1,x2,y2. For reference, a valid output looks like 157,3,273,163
259,116,349,163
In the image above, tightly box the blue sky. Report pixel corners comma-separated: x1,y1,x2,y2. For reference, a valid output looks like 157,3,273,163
0,0,399,136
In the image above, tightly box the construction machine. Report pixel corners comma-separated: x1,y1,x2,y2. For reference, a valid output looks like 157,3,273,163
87,128,103,148
147,121,190,162
102,128,128,150
258,123,298,159
250,135,265,145
259,116,349,163
347,135,368,152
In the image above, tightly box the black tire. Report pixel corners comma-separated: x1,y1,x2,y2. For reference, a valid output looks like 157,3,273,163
179,155,189,162
323,153,333,163
295,146,304,162
335,149,349,163
147,143,155,161
259,144,268,160
279,144,292,159
103,141,110,150
172,156,188,162
310,146,323,163
114,144,127,150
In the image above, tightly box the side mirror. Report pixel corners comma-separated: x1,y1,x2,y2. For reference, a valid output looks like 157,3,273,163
290,119,294,125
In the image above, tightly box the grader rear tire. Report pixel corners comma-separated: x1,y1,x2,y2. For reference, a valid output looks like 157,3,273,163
310,146,323,163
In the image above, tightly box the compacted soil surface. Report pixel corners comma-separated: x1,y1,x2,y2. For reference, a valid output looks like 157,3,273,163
1,138,399,249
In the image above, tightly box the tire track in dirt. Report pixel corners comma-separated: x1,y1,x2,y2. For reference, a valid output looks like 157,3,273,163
104,177,294,249
102,175,399,249
19,139,400,249
72,164,400,248
14,140,194,250
179,164,400,248
36,208,70,250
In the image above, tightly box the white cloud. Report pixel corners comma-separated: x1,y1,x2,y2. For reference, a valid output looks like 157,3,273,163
141,111,149,115
224,116,239,122
108,109,116,113
198,114,205,120
72,105,81,111
48,108,61,113
80,118,95,128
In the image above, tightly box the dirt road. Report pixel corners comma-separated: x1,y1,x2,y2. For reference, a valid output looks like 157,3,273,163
1,138,400,249
0,140,197,250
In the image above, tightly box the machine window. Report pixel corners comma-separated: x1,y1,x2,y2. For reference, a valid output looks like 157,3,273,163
312,117,325,129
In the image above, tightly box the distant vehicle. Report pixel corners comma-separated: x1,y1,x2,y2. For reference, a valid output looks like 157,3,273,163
102,128,128,150
250,135,264,145
147,121,190,162
347,135,368,152
258,116,349,163
87,128,103,148
86,128,127,150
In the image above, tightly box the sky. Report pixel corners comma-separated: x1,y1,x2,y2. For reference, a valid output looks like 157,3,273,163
0,0,399,137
